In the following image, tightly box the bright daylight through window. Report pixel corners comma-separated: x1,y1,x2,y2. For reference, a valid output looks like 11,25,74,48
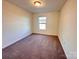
38,17,47,30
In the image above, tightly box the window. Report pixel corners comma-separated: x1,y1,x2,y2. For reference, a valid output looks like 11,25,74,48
38,17,47,30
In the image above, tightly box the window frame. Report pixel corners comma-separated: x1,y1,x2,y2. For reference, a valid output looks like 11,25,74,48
38,16,47,31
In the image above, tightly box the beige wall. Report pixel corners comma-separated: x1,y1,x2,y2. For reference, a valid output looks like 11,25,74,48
32,12,59,35
2,0,32,48
58,0,77,59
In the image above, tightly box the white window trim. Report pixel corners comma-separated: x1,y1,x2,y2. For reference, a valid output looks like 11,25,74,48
38,16,47,31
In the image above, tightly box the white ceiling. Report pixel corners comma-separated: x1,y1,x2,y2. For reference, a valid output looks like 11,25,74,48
7,0,66,13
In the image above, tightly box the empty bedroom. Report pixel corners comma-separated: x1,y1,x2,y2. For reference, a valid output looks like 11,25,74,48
2,0,77,59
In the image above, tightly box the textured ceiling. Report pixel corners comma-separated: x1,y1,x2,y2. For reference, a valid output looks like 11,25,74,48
7,0,66,13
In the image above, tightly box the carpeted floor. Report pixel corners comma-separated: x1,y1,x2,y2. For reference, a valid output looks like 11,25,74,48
2,33,67,59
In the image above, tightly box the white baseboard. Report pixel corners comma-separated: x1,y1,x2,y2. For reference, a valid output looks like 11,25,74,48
2,32,32,49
